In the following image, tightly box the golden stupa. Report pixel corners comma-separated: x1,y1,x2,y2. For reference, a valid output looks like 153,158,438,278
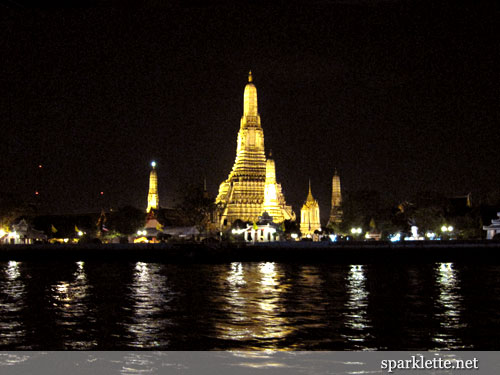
300,181,321,236
327,170,343,226
215,72,295,228
146,161,159,213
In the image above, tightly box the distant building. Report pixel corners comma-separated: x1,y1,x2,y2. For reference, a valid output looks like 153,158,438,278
233,212,282,243
483,213,500,239
146,161,159,213
300,181,321,237
448,192,472,216
261,152,291,223
328,170,343,227
215,72,295,228
2,219,47,244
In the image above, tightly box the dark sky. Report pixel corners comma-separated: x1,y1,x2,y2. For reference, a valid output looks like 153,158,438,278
1,1,499,220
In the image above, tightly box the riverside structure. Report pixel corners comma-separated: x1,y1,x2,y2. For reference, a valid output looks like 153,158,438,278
146,161,159,213
215,72,294,228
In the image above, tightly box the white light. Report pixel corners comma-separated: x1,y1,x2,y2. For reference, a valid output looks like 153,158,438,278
390,233,401,242
365,232,370,239
151,161,156,168
291,233,298,239
77,231,83,237
329,234,337,242
351,228,356,234
0,229,5,237
448,226,453,232
137,230,142,235
441,225,448,232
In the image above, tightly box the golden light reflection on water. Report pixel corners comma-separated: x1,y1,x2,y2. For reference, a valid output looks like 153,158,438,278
0,261,26,348
216,262,294,348
342,265,372,347
432,262,468,349
51,261,96,349
124,262,173,348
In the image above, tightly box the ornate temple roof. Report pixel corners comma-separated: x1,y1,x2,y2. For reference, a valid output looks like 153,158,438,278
303,180,319,208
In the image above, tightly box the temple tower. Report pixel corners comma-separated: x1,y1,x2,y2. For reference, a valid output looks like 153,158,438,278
328,170,343,226
146,161,159,213
300,181,321,237
261,152,294,223
215,72,294,227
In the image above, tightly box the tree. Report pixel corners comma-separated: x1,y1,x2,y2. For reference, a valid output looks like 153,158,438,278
0,192,35,230
283,219,301,239
107,206,145,235
175,184,216,236
411,206,446,234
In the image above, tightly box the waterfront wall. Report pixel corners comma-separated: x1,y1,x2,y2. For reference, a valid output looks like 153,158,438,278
1,240,500,263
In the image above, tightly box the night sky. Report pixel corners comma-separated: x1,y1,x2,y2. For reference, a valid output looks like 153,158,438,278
1,1,499,220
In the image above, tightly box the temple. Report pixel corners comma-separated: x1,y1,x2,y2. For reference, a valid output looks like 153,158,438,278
262,152,294,223
300,181,321,237
483,213,500,239
146,161,159,213
327,170,343,226
215,72,294,228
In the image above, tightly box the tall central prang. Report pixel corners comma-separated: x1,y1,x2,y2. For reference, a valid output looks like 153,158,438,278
215,72,294,228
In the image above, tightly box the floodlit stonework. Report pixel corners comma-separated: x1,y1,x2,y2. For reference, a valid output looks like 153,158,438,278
328,170,343,226
300,181,321,237
215,72,294,228
146,161,159,213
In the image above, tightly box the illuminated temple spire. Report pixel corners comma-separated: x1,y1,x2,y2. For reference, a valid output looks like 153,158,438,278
215,72,295,227
146,161,159,213
300,180,321,237
262,151,289,222
328,169,343,226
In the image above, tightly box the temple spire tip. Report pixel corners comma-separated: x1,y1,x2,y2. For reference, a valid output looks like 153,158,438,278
248,70,253,83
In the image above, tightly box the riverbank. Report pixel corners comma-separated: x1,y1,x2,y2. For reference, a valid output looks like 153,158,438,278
1,240,500,263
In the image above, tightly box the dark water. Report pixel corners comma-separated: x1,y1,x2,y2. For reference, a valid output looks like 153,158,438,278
0,259,499,350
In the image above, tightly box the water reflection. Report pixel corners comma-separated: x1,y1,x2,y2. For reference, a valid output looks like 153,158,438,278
120,352,159,375
0,261,27,348
432,262,467,349
50,261,96,349
216,262,293,348
342,265,372,347
124,262,174,348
